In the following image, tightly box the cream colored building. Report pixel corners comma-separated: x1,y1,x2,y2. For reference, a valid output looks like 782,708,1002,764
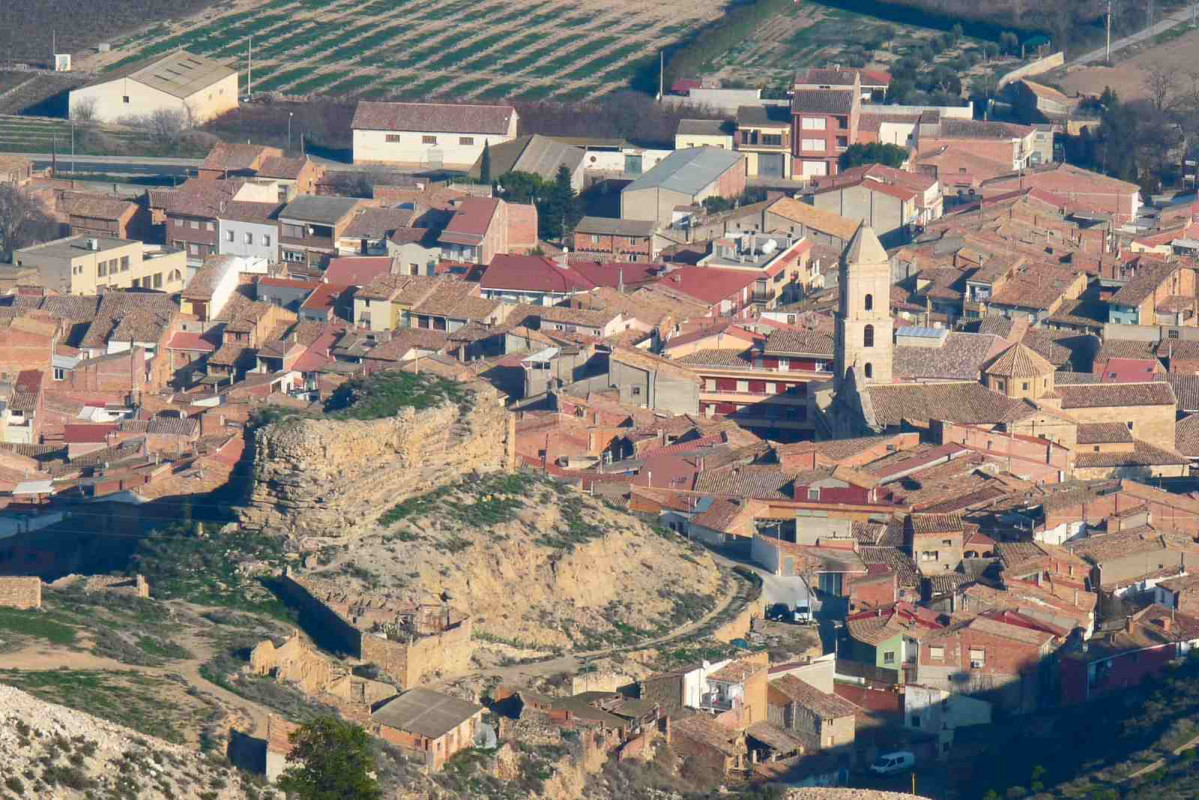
675,119,735,150
352,101,518,169
14,236,186,295
70,50,238,125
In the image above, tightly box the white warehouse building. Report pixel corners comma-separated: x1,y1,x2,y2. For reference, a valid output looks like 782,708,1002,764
351,101,518,170
69,50,238,125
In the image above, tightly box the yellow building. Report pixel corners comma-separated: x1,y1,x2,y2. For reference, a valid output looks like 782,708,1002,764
70,50,238,125
675,119,736,151
14,236,186,295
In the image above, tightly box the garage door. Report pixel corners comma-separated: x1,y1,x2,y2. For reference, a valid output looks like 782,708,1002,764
759,152,785,178
801,160,828,177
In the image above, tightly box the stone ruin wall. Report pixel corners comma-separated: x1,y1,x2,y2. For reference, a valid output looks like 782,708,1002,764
241,380,514,537
0,577,40,609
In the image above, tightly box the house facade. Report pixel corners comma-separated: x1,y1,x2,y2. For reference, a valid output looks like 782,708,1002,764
352,101,518,169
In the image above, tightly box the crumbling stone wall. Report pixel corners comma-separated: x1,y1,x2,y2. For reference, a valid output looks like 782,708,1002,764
360,614,474,688
0,576,41,609
241,379,512,537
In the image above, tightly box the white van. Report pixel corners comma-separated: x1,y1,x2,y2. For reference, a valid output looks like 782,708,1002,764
869,750,915,775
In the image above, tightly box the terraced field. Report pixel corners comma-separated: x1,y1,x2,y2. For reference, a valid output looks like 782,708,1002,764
88,0,724,102
0,115,201,157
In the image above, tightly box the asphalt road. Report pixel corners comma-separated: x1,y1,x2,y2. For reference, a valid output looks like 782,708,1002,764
1071,7,1197,66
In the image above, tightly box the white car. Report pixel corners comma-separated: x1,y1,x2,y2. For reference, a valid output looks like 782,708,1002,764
869,750,915,776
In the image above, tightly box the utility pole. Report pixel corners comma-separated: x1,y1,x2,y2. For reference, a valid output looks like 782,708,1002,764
1107,0,1113,65
247,36,253,97
658,50,664,100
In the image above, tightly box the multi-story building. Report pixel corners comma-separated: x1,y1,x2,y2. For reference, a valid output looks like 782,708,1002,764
791,73,861,178
217,202,282,263
736,105,793,178
14,236,186,295
278,195,364,269
673,327,834,439
571,217,657,262
697,233,811,306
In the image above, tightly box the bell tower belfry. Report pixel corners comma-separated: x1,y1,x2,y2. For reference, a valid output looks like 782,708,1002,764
834,224,893,391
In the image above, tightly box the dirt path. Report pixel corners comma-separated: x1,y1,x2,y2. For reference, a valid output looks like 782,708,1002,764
0,631,271,739
481,567,756,686
1125,731,1199,780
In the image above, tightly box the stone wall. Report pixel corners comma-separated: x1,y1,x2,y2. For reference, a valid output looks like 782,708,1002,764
360,614,474,688
240,379,513,537
0,576,41,609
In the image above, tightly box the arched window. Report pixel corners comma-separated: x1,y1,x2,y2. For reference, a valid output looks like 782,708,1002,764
864,293,873,311
167,269,182,283
863,324,874,348
864,363,874,379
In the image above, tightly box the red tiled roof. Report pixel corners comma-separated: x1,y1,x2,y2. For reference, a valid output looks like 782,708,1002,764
300,283,349,313
655,266,760,306
479,254,596,294
166,332,217,352
351,102,516,135
440,197,499,243
324,256,393,287
62,423,118,444
564,261,663,290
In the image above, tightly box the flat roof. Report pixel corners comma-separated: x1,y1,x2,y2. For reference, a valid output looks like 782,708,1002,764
17,235,134,260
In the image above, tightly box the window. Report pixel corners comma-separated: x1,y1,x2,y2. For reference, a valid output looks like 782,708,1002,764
174,219,182,227
778,358,790,370
969,648,986,668
120,256,129,271
911,714,921,728
282,223,304,238
801,117,826,131
835,116,848,130
168,269,181,283
590,234,600,244
801,138,826,152
122,95,130,103
762,134,783,147
765,382,776,394
385,134,401,143
863,324,874,348
736,380,749,393
98,262,107,277
808,487,821,501
997,379,1005,392
52,367,65,381
225,230,234,242
188,220,199,230
1169,329,1181,339
836,136,849,148
942,539,953,546
188,243,199,255
864,293,873,311
153,272,163,288
929,646,945,660
1127,421,1134,430
422,135,438,145
883,651,896,665
864,362,873,379
459,136,474,145
1022,382,1030,391
705,379,716,391
245,232,254,245
921,551,939,562
263,234,271,247
205,221,214,232
631,386,642,396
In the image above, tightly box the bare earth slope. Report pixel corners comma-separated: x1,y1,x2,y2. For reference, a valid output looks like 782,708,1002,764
0,683,275,799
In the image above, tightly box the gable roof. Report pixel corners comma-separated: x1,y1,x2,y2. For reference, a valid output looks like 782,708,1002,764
769,675,858,718
371,688,482,738
480,254,595,294
654,266,759,305
279,195,361,225
92,50,235,99
766,197,859,241
623,147,744,196
862,382,1027,428
352,101,516,135
1056,382,1175,409
468,134,583,181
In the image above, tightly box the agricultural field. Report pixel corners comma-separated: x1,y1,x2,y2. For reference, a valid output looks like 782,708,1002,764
1057,21,1199,102
707,2,997,92
83,0,726,102
0,114,209,157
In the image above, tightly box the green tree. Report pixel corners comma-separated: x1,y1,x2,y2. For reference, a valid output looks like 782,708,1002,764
496,170,545,204
277,717,381,800
480,141,492,184
839,142,909,170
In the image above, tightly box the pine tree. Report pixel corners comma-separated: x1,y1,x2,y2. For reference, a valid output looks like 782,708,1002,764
480,141,492,184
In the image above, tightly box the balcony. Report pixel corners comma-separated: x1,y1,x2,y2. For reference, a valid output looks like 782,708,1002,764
699,692,736,712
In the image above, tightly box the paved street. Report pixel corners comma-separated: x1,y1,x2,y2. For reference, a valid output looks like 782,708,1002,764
1071,7,1196,65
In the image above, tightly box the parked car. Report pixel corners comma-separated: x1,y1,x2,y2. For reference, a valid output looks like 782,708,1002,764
869,751,915,776
766,603,794,623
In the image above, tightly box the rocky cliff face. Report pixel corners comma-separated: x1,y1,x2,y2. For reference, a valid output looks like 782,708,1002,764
241,381,511,537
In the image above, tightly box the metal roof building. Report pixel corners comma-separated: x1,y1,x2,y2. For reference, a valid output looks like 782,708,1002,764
620,147,747,227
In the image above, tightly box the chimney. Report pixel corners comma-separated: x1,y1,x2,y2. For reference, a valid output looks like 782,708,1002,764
646,469,653,487
1162,614,1172,634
